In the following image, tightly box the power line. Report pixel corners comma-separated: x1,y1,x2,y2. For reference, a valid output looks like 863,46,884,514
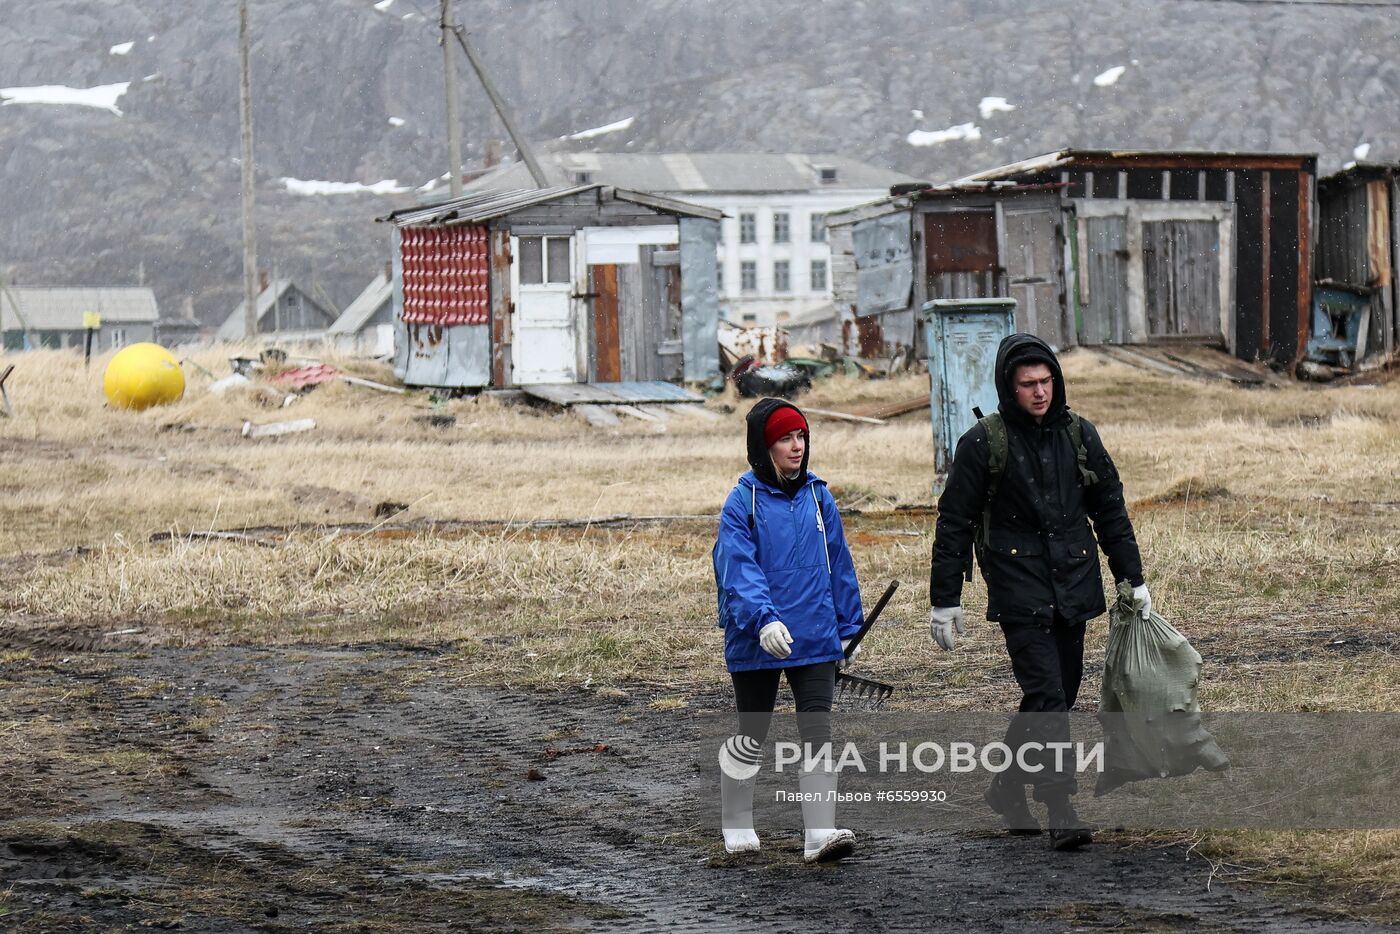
1158,0,1400,8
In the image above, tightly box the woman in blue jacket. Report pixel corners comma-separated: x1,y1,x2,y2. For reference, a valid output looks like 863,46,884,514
712,398,866,862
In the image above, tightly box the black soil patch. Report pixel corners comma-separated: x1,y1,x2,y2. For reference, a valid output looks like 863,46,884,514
0,645,1388,932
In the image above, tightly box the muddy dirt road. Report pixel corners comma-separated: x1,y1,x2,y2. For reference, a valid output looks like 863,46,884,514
0,643,1387,932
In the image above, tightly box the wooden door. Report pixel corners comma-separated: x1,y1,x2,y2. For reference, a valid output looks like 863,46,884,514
590,264,621,382
1080,216,1128,344
1142,220,1221,338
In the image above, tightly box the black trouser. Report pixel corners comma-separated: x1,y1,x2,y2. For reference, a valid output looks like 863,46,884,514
996,617,1085,802
731,662,835,752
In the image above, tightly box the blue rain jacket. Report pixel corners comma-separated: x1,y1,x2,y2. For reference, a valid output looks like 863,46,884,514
713,470,865,673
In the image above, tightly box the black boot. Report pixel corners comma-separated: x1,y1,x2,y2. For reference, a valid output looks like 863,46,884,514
984,777,1041,835
1045,796,1091,851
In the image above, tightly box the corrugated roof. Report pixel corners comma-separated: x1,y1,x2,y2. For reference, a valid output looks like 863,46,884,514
215,279,335,341
379,184,723,227
0,287,159,331
955,148,1317,184
329,273,393,334
463,153,924,194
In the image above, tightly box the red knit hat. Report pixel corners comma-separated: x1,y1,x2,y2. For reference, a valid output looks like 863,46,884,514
763,406,808,448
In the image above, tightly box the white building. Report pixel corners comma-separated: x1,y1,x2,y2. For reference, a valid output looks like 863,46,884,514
464,153,925,327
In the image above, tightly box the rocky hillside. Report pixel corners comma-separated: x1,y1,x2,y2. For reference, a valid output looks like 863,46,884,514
1,0,1396,326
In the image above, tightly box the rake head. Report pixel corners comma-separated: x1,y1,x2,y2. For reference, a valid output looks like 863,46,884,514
834,671,895,711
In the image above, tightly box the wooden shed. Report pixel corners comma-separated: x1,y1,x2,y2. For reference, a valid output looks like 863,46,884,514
956,149,1318,365
377,186,722,389
1315,163,1399,364
826,183,1070,355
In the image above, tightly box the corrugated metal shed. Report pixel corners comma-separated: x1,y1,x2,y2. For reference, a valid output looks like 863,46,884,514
0,287,159,329
460,153,923,194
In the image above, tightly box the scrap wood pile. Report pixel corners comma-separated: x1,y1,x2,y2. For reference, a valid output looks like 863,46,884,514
717,319,923,400
206,348,406,439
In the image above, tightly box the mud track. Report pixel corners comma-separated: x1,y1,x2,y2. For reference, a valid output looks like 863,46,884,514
0,644,1388,932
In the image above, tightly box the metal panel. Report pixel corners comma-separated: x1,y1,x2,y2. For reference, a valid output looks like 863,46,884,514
924,211,998,272
396,323,491,388
1081,216,1128,344
852,212,913,315
679,217,720,382
1142,220,1221,338
923,299,1016,474
399,226,490,325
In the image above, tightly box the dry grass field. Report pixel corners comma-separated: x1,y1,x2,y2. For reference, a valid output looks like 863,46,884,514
2,342,1399,925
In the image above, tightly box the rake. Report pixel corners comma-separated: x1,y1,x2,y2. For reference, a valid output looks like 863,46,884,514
834,580,899,710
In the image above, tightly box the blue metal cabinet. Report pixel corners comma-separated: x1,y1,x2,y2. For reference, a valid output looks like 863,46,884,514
924,298,1017,475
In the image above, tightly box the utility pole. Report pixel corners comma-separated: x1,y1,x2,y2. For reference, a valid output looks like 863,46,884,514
440,0,464,198
239,0,259,339
449,24,548,188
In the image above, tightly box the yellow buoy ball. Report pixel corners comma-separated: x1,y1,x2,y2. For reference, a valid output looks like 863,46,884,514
103,342,186,410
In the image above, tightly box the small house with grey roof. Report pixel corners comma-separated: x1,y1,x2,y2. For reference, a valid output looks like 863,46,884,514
0,286,159,351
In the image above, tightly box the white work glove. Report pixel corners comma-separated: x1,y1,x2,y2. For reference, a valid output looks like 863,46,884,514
929,606,966,651
1132,583,1152,621
839,638,862,670
758,620,793,659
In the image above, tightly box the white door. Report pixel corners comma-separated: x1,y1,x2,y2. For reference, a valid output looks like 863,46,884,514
511,235,576,384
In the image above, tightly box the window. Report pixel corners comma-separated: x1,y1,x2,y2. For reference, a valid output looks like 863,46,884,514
716,264,724,293
108,327,127,349
740,261,757,292
810,213,826,242
739,213,756,243
818,166,838,184
546,237,571,283
573,170,593,184
774,260,790,292
741,313,758,324
810,259,827,291
773,212,790,243
518,236,571,284
518,237,543,284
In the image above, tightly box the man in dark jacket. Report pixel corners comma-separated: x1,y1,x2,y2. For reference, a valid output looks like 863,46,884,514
927,333,1149,851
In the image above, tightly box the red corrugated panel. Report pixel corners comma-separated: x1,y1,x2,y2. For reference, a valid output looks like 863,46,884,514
400,225,490,325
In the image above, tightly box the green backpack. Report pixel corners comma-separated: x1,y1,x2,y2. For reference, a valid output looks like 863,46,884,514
969,408,1099,578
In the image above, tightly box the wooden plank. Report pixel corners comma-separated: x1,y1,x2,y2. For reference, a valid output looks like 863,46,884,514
592,264,621,382
660,403,721,420
617,260,647,380
490,228,511,386
615,405,663,422
574,403,621,427
803,406,886,426
1260,170,1272,354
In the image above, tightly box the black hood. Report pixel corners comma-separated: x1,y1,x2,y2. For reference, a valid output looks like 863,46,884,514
745,398,810,496
995,333,1067,428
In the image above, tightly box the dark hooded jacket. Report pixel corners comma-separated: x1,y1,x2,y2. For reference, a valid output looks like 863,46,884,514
929,334,1143,625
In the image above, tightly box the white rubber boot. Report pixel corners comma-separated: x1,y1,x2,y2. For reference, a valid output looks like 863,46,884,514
720,772,760,853
719,735,761,853
799,765,855,863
